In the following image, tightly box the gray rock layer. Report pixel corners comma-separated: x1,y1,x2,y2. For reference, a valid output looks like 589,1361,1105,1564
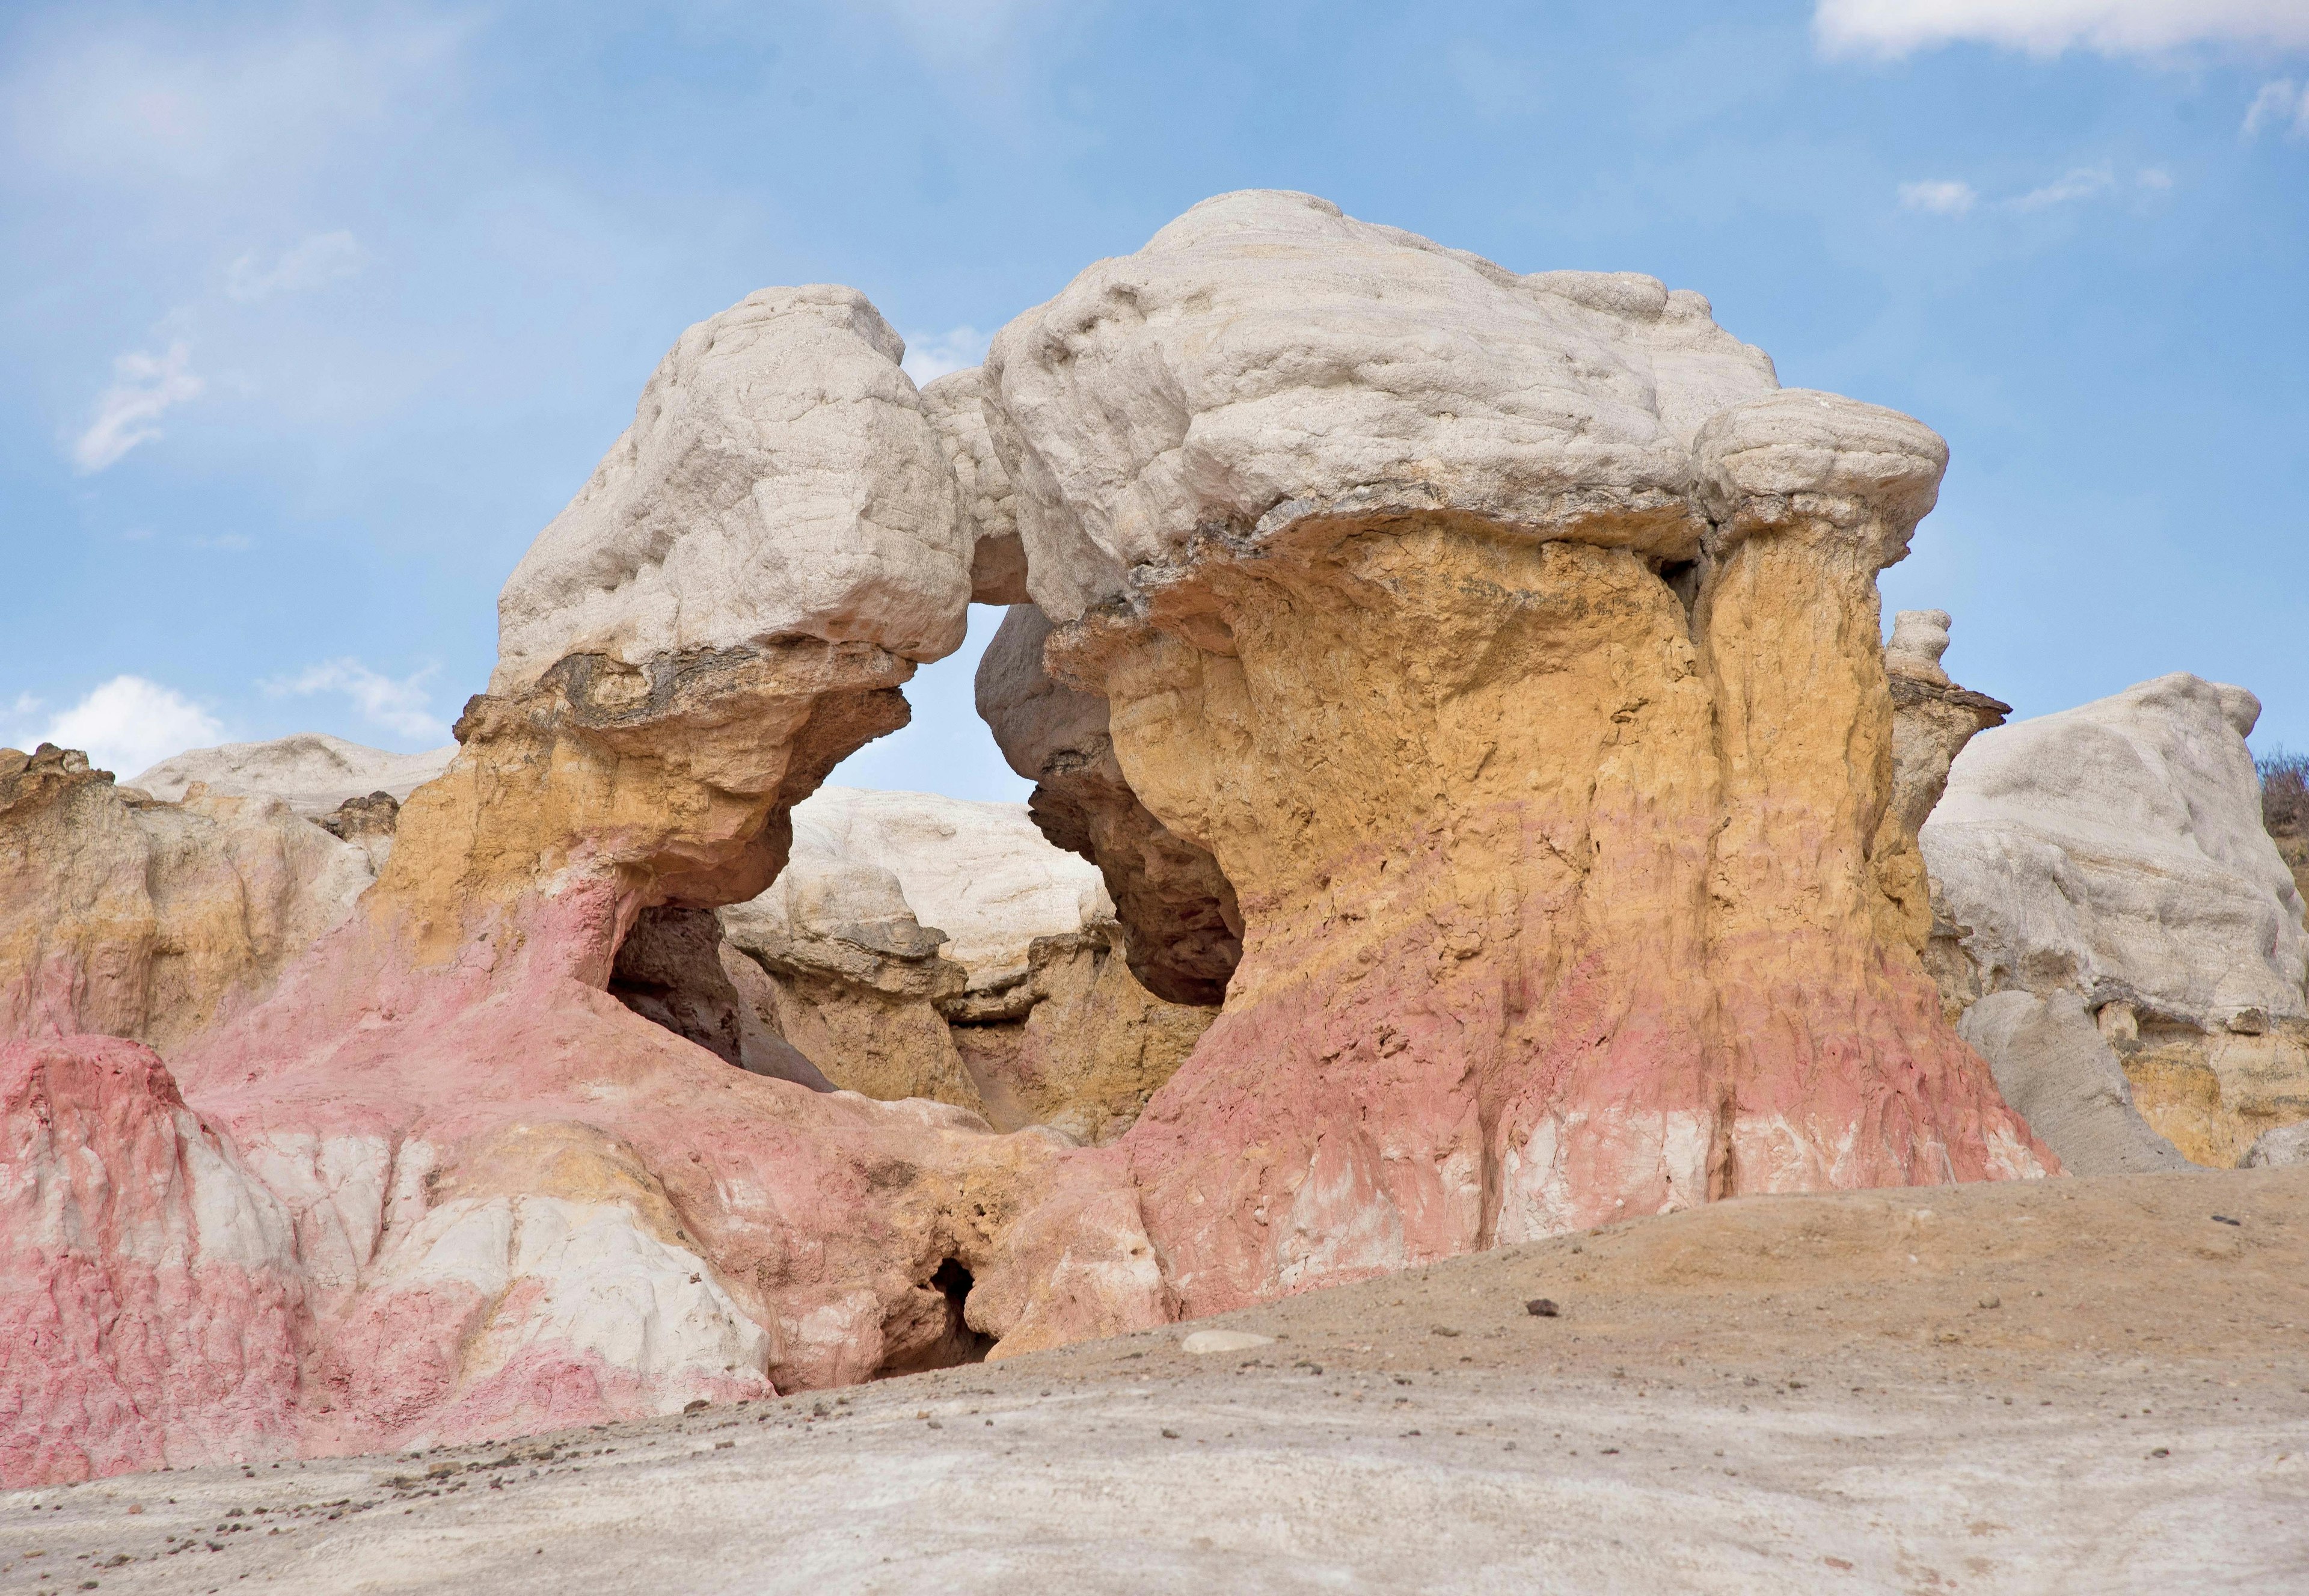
1957,990,2191,1175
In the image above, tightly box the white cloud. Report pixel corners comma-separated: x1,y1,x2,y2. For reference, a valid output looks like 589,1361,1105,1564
2244,78,2309,137
265,658,449,743
189,533,256,551
1817,1,2309,58
35,676,223,774
8,692,42,719
1901,164,2171,217
901,325,992,385
71,340,204,473
1899,179,1979,214
227,230,363,302
2010,164,2118,210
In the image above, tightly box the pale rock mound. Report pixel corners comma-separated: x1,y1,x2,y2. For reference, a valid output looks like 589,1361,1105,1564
2242,1119,2309,1168
979,189,2049,1315
491,285,972,694
988,190,1783,624
1923,674,2309,1165
1956,990,2189,1176
131,733,455,817
795,785,1112,987
0,744,375,1053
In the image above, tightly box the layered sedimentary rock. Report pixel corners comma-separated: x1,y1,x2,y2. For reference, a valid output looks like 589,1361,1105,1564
10,193,2091,1487
2,1034,305,1484
717,785,1212,1132
980,190,2049,1313
131,734,455,817
2,286,1170,1487
1922,674,2309,1166
949,918,1216,1144
978,603,1243,1007
1955,990,2188,1176
0,744,375,1054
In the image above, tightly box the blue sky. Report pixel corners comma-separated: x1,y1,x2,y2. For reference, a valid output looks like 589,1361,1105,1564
4,1,2305,799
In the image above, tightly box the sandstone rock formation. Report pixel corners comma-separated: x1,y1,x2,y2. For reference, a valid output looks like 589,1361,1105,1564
2242,1118,2309,1168
131,733,455,817
717,784,1213,1134
491,285,971,694
1955,990,2189,1175
2,1034,305,1484
1922,674,2309,1165
978,603,1243,1007
921,368,1029,604
1882,609,2011,969
978,190,2049,1316
0,286,1170,1487
0,744,375,1054
7,192,2084,1487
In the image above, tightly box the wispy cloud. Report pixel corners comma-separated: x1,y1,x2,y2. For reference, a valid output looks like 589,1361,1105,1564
2244,79,2309,138
29,675,223,775
2010,165,2117,211
227,229,363,302
901,325,992,385
1899,179,1978,215
71,340,204,473
1818,0,2309,59
189,533,256,551
265,658,449,743
1898,164,2169,218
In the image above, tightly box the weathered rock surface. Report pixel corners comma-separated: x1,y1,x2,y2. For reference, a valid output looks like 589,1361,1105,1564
977,603,1243,1006
1923,674,2309,1165
717,784,1210,1128
130,734,455,818
983,191,2049,1315
794,785,1112,988
1955,990,2189,1175
921,368,1028,604
2243,1119,2309,1168
13,1168,2305,1594
949,920,1216,1145
0,286,1170,1488
1,1033,304,1486
8,194,2105,1488
0,744,375,1054
1882,609,2011,966
491,286,972,695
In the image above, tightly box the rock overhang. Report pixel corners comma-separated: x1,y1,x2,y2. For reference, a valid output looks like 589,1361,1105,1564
980,188,1946,624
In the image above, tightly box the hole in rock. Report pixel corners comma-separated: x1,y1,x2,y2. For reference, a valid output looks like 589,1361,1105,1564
873,1259,993,1378
1657,558,1702,627
610,905,831,1087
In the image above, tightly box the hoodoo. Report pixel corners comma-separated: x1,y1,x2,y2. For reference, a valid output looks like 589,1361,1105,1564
976,191,2050,1311
4,192,2074,1486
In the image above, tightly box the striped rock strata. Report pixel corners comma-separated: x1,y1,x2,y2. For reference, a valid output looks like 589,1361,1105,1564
980,191,2051,1313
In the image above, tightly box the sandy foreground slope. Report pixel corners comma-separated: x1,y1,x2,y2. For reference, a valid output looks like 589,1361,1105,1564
4,1168,2304,1595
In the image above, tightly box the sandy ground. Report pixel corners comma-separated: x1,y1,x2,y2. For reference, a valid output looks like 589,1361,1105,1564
5,1166,2307,1594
